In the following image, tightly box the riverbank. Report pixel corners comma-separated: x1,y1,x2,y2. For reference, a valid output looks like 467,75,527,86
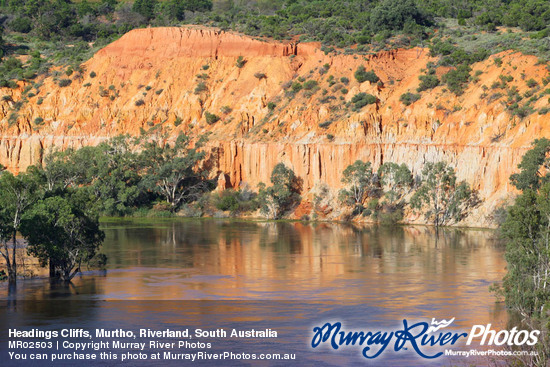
117,208,500,230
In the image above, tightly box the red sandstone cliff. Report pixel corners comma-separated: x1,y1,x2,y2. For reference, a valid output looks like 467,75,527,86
1,26,549,226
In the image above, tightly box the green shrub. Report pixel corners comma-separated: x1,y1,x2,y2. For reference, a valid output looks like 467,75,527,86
351,93,377,109
513,105,534,118
442,65,471,95
491,81,503,89
354,66,379,83
254,72,267,80
10,17,32,33
58,79,72,87
526,78,538,88
8,112,18,126
236,56,246,68
340,77,350,85
135,99,145,106
439,48,488,67
216,190,240,212
267,102,276,110
318,95,336,104
501,75,514,83
378,206,404,224
370,0,432,33
400,92,421,106
13,101,23,110
291,82,303,93
303,80,318,90
205,112,220,124
89,71,96,78
22,70,36,79
194,82,208,94
417,75,440,92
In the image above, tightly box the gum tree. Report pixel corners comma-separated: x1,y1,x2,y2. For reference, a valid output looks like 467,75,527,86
498,138,550,366
410,161,472,227
339,160,378,206
0,171,39,284
378,162,412,205
21,194,104,282
139,134,208,212
500,138,550,316
258,163,301,219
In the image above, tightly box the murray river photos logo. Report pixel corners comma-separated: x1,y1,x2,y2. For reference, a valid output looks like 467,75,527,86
310,318,540,359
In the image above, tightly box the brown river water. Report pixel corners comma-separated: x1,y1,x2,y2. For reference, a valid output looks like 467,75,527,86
0,219,513,366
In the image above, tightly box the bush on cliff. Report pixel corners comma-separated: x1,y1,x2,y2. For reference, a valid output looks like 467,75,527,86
354,66,379,84
399,92,420,106
442,64,472,95
417,74,439,92
351,92,377,110
205,112,220,124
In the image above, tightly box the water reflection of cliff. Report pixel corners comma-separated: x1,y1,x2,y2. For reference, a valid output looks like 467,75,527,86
0,220,511,367
97,220,506,323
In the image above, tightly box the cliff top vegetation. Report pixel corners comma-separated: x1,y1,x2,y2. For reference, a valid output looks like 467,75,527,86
0,0,549,88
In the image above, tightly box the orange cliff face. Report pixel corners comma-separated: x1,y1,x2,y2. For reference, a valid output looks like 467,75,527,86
0,26,549,226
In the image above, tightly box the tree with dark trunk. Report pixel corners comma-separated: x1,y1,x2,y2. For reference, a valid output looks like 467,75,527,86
0,171,39,284
410,161,473,227
21,193,104,282
139,134,208,212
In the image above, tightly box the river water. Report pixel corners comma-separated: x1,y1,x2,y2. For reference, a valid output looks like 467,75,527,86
0,219,509,366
